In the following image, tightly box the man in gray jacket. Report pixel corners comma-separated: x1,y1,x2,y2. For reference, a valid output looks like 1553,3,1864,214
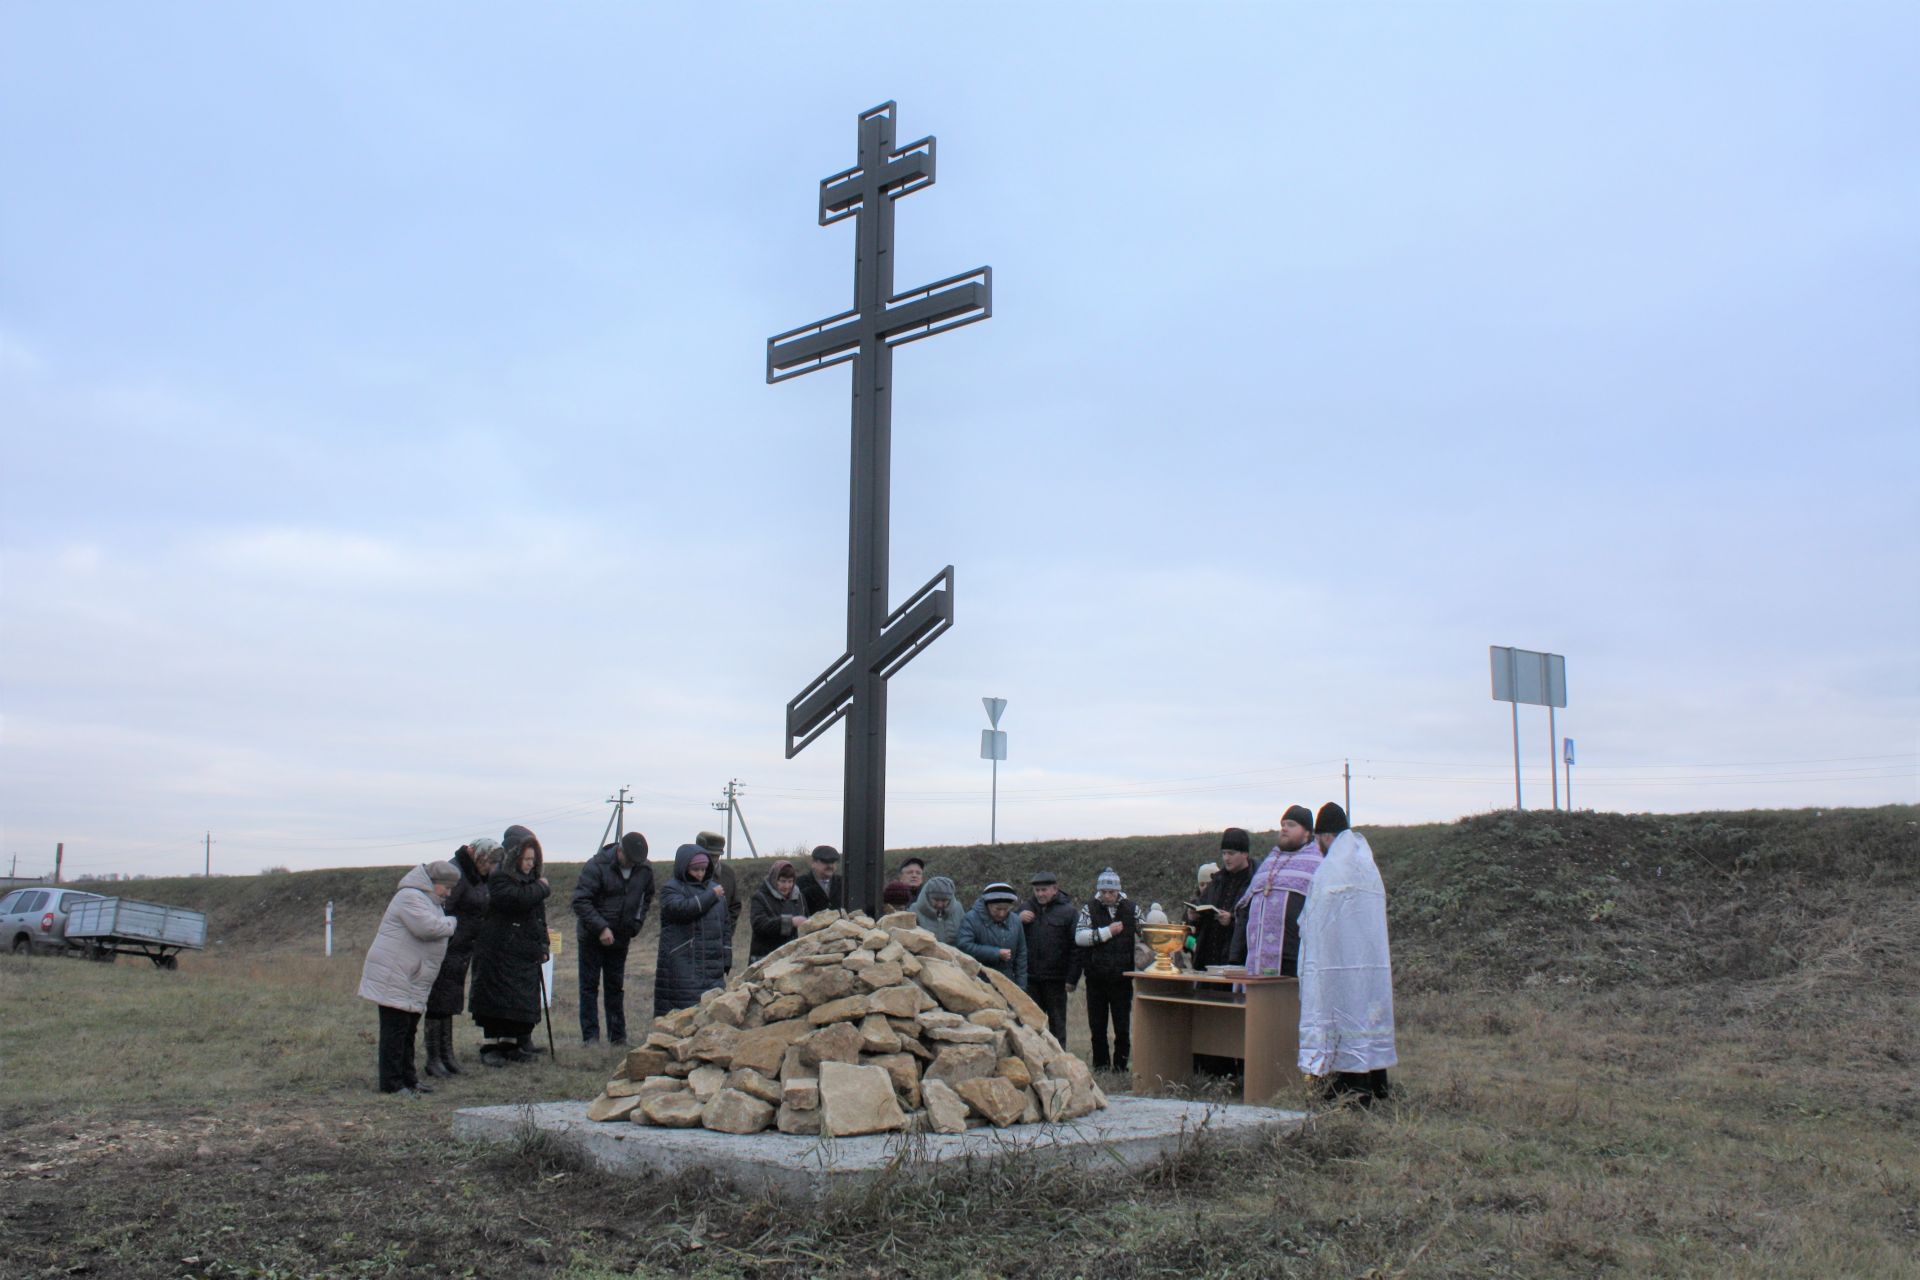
571,831,655,1046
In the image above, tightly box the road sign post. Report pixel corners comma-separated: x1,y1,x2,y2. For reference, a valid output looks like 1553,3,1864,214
1490,646,1568,811
981,697,1007,845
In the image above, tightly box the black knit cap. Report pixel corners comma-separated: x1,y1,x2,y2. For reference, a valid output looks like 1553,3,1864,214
1314,802,1349,835
619,831,649,860
1220,827,1251,854
1282,804,1314,830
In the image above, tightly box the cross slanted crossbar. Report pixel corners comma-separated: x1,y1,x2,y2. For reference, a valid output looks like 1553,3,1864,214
767,101,992,916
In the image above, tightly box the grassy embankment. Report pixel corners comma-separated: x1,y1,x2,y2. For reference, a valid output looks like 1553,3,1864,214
2,806,1915,1278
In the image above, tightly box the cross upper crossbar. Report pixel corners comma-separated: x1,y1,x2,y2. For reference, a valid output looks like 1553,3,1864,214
766,268,991,383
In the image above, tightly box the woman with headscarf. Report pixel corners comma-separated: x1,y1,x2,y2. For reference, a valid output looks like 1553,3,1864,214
468,825,550,1067
422,839,497,1076
358,860,460,1096
911,874,963,946
748,858,810,963
655,843,731,1014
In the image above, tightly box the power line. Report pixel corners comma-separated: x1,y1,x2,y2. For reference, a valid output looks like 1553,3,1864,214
1357,752,1917,771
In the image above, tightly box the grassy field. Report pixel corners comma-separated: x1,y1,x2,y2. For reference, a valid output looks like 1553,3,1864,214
2,806,1915,1278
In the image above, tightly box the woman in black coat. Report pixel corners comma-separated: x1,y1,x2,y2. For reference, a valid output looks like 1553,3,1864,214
469,825,549,1066
423,840,496,1076
654,844,730,1015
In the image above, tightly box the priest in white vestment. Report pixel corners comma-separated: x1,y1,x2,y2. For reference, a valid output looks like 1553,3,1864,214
1296,825,1396,1103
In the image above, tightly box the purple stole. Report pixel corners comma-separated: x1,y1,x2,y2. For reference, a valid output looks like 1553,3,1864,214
1237,844,1324,976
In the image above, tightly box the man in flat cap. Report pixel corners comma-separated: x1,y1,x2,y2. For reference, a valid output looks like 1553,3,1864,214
570,831,656,1046
895,857,926,894
1019,871,1079,1047
798,844,845,915
695,831,741,969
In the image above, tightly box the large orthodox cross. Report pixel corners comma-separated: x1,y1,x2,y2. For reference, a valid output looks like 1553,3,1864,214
767,101,992,916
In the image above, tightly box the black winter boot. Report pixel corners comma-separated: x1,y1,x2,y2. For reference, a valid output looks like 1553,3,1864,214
423,1019,451,1078
437,1018,463,1074
480,1042,511,1068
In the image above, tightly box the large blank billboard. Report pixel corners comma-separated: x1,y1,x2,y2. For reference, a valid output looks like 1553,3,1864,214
1490,646,1567,708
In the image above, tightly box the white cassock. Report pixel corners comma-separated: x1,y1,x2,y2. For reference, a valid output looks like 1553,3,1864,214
1296,830,1397,1075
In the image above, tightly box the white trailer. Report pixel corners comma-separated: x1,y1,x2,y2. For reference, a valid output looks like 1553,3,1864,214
63,897,207,970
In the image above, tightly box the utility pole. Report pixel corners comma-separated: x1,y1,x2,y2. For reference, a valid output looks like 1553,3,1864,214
712,779,758,857
710,782,729,859
591,786,630,857
1343,759,1352,820
54,843,64,885
204,832,213,877
8,854,16,880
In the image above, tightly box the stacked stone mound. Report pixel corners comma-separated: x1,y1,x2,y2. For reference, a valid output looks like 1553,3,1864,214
584,909,1110,1136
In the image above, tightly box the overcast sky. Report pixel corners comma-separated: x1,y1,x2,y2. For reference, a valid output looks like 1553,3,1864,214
3,2,1915,880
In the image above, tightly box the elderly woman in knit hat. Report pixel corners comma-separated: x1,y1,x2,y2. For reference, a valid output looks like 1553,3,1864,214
956,882,1028,987
1074,868,1141,1072
358,860,460,1097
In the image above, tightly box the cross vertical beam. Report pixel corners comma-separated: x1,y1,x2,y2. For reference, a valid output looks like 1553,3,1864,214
768,102,991,916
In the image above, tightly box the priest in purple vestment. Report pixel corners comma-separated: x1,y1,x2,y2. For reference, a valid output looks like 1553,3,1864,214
1235,804,1323,976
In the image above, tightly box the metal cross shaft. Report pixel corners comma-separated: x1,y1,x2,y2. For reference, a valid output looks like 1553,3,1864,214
767,101,991,916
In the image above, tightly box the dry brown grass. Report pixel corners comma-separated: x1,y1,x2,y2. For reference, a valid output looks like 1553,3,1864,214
4,806,1916,1278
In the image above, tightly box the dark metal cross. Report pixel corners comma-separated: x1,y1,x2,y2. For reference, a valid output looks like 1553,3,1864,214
767,101,992,917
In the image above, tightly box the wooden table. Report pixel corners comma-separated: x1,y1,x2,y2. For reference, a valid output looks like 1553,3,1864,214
1128,970,1299,1106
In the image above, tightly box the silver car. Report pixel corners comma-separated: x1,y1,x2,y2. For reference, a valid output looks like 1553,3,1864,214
0,887,104,955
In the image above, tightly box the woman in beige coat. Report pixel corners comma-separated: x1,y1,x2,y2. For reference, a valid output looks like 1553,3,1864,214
358,861,459,1096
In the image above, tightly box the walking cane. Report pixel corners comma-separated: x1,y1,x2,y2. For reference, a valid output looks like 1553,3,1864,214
540,959,557,1064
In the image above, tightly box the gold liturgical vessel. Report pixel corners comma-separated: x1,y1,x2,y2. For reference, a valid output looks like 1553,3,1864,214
1139,923,1189,974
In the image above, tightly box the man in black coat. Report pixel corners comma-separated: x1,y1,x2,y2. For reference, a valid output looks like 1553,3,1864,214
1186,827,1254,970
1019,871,1079,1048
798,845,845,915
695,831,743,971
571,831,655,1046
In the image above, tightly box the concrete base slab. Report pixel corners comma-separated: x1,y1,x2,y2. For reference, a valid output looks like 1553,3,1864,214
453,1096,1304,1198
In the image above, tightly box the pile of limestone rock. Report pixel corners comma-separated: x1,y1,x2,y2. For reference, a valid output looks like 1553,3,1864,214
584,909,1110,1136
